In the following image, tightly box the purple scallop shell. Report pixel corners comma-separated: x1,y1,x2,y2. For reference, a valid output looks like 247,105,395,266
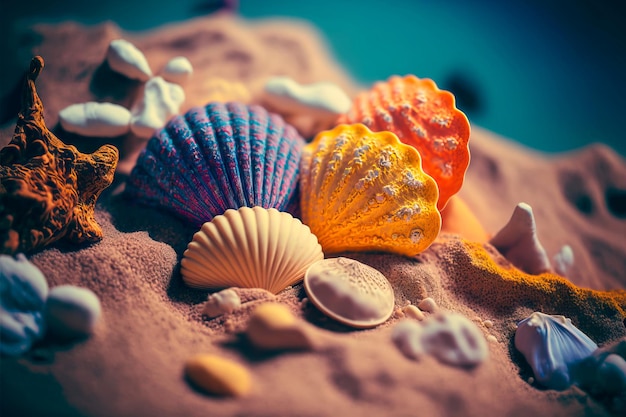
125,102,305,227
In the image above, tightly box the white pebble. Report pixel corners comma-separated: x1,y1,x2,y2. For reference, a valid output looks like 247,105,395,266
402,304,425,321
202,288,241,318
44,285,101,338
106,39,152,82
417,297,438,313
130,76,185,139
59,102,131,137
483,319,494,328
487,335,498,343
159,56,193,85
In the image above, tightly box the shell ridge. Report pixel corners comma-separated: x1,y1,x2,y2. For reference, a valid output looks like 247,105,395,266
228,102,254,207
248,105,270,206
262,115,282,208
207,103,240,209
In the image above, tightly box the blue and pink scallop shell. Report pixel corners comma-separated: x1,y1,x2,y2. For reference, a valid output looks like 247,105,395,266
125,102,305,226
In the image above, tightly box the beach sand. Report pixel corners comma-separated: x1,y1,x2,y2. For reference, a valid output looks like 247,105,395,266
1,12,625,417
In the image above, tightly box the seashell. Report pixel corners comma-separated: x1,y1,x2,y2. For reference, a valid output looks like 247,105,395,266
417,297,438,313
553,245,574,277
0,254,48,356
392,312,488,367
514,311,598,390
420,312,488,367
202,288,241,318
262,76,352,138
490,203,552,275
246,302,316,350
303,257,395,329
1,57,118,254
106,39,152,82
181,207,323,294
198,78,252,104
299,123,441,256
158,56,193,85
44,285,102,339
338,75,471,210
59,102,131,137
130,76,186,139
184,354,252,397
125,102,305,226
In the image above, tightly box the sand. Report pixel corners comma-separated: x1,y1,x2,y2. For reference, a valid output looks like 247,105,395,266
1,12,626,417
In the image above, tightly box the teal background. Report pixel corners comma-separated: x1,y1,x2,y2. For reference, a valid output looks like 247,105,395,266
2,0,625,155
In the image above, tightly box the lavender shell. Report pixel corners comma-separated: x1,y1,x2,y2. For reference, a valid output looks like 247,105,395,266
125,102,305,226
514,311,598,390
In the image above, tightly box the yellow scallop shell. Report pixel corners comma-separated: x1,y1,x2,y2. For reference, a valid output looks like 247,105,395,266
181,206,324,294
300,124,441,256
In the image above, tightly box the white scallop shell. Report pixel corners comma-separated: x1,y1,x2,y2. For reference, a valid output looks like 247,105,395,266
106,39,153,81
59,102,131,137
303,257,395,328
181,207,324,294
515,311,598,390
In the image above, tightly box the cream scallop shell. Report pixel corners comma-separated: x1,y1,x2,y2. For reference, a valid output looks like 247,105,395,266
181,206,324,294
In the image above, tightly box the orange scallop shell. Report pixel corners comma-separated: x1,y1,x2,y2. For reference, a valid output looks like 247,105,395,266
338,75,470,211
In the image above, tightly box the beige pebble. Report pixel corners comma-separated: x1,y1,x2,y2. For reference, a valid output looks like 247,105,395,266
417,297,438,313
402,305,425,321
487,334,498,343
184,354,251,397
483,320,494,329
246,303,315,350
106,39,152,81
202,288,241,318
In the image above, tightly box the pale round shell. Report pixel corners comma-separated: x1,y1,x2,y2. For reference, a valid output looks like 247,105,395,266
181,207,324,294
303,257,394,328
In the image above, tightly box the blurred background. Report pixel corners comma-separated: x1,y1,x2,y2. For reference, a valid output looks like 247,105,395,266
1,0,625,155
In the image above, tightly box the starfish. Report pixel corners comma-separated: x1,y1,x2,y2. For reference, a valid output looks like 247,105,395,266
0,56,118,254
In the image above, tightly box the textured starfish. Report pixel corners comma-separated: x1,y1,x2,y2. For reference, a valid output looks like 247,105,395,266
0,56,119,254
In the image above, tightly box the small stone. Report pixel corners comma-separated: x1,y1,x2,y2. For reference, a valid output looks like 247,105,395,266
246,303,315,351
487,335,498,343
553,245,574,277
159,56,193,85
0,254,48,355
202,288,241,318
483,320,494,328
402,305,425,321
417,297,438,313
130,76,185,139
106,39,152,82
185,354,252,397
44,285,101,339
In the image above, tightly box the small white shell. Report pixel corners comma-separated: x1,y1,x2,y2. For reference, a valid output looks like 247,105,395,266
130,76,185,139
553,245,574,276
159,56,193,84
303,257,394,329
262,76,352,138
106,39,153,82
59,102,131,137
202,288,241,318
514,311,598,390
